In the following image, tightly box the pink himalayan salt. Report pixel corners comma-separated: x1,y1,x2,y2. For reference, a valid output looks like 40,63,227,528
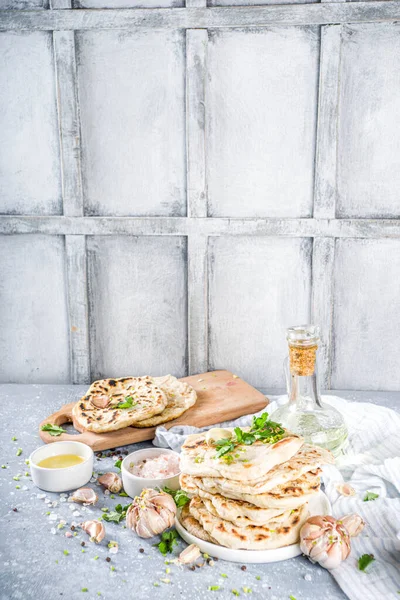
129,454,180,479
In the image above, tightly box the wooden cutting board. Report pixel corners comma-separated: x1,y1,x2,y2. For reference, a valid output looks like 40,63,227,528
39,370,268,451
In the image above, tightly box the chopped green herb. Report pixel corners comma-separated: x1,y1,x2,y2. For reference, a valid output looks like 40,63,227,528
232,590,240,597
110,566,115,572
194,456,204,464
55,560,58,564
358,554,375,572
289,596,297,600
11,436,17,441
81,549,85,553
243,588,252,594
41,424,66,437
165,567,171,574
108,541,118,549
97,594,101,597
364,491,379,502
13,476,20,481
16,448,22,457
15,485,20,489
255,576,261,581
208,586,221,591
203,553,210,559
116,396,137,410
114,459,122,470
25,459,30,465
101,507,109,512
155,529,179,556
221,573,228,578
1,465,7,469
153,583,160,587
119,491,128,497
160,578,170,584
94,556,99,560
63,550,69,556
163,487,190,508
25,472,29,476
81,588,88,592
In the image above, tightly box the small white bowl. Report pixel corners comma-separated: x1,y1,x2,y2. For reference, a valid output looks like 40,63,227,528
30,441,94,493
121,448,180,499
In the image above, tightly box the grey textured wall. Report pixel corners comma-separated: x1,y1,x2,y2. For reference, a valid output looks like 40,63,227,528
1,1,400,391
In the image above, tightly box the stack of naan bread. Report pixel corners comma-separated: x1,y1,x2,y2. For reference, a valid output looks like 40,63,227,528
72,375,196,433
179,426,334,550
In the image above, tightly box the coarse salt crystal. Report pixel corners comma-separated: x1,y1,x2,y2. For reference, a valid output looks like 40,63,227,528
49,513,58,521
129,453,180,479
73,511,81,517
65,531,73,538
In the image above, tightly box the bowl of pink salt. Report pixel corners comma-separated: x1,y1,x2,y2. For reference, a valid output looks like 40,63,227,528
121,448,181,499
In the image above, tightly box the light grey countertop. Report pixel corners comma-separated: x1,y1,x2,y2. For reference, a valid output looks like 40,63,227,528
0,385,398,600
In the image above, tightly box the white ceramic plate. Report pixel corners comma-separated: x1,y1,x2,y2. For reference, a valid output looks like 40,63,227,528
175,490,331,563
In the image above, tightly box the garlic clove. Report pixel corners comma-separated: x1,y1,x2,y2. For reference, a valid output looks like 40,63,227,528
81,520,105,543
300,515,352,570
70,487,98,505
179,544,201,564
91,395,111,409
336,483,356,497
98,472,123,494
205,428,232,445
339,514,366,537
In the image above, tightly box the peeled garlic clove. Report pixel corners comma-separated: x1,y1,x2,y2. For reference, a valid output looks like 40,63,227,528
81,520,105,543
91,395,111,409
98,472,123,494
336,483,356,497
179,544,201,564
71,487,98,505
339,514,365,537
206,428,232,445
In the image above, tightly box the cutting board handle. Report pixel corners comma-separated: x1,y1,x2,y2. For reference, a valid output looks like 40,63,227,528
39,403,86,444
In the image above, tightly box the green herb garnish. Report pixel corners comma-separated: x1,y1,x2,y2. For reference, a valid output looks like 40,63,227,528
364,491,379,502
81,589,88,593
358,554,375,572
163,487,190,508
119,491,128,497
41,424,66,437
242,588,252,594
213,413,285,462
16,448,22,457
289,596,297,600
221,573,228,578
232,590,240,597
208,586,221,591
114,459,122,470
11,436,17,441
63,550,69,556
103,503,130,523
155,529,179,555
116,396,137,410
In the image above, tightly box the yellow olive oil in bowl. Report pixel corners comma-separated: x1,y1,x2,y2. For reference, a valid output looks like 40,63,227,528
37,454,85,469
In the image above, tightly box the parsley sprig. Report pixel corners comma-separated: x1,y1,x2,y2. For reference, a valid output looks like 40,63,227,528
41,424,67,437
358,554,375,572
102,503,131,524
214,413,285,462
116,396,137,410
155,529,179,555
163,487,190,508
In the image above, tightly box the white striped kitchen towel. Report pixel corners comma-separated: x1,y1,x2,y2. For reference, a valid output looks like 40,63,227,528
153,395,400,600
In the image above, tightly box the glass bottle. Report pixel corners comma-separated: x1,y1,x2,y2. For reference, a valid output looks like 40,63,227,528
272,325,348,456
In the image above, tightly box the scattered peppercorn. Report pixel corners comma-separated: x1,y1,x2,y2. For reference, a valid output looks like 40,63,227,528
241,565,247,571
106,557,111,563
139,548,144,553
71,526,75,531
13,508,18,512
81,542,85,547
189,566,196,571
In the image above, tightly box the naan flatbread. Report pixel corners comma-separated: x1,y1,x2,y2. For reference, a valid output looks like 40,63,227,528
179,504,218,544
188,497,309,550
180,471,321,509
134,375,196,427
180,431,304,481
195,444,333,496
200,494,294,527
72,376,168,433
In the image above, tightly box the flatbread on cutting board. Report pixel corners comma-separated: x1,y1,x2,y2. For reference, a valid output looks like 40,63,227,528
72,376,168,433
180,431,304,481
180,471,321,509
188,497,309,550
133,375,197,428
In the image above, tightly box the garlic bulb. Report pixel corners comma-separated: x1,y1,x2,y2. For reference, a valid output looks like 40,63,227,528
300,515,351,570
98,472,123,494
205,428,232,445
178,544,201,564
81,520,105,543
126,488,176,538
339,514,365,537
70,487,98,505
